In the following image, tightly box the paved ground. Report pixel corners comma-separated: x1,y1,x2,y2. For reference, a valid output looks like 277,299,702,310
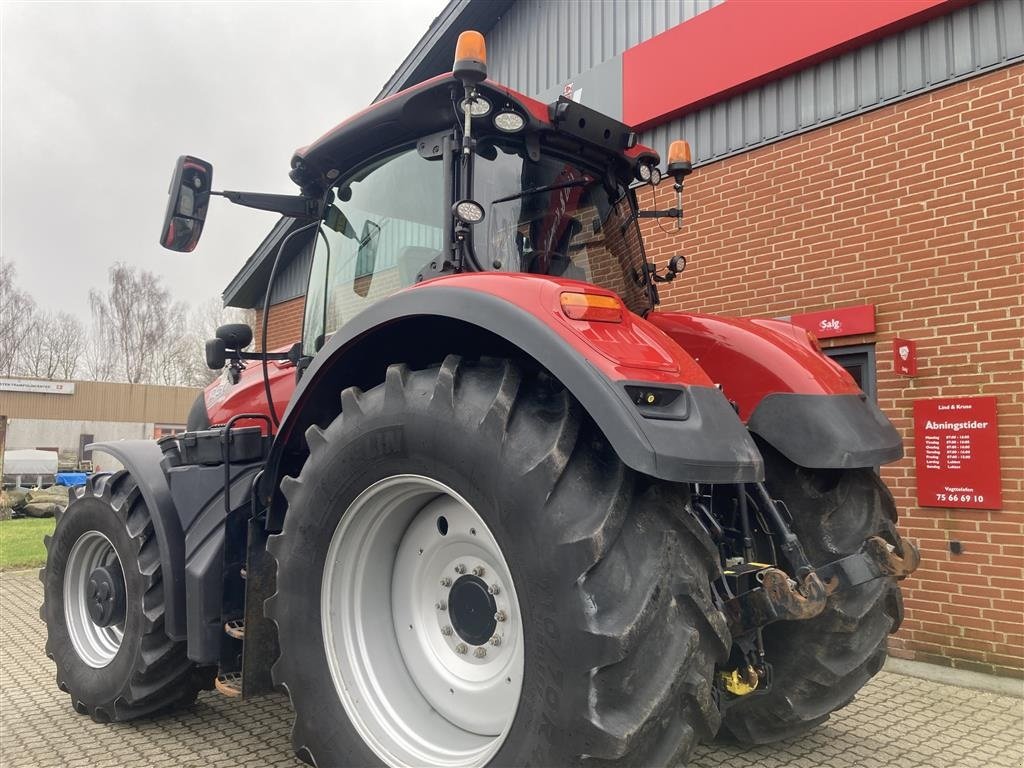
2,569,1021,768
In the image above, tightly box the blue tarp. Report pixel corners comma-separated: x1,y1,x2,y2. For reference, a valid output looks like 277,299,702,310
55,472,88,487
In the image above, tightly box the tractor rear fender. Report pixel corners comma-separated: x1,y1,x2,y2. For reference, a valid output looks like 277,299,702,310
86,440,187,641
259,274,764,520
647,311,903,469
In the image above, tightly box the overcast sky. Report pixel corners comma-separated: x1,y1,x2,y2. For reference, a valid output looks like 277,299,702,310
1,0,448,321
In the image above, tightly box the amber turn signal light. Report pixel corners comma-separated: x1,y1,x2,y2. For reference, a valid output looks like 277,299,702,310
453,30,487,84
667,139,693,178
559,292,623,323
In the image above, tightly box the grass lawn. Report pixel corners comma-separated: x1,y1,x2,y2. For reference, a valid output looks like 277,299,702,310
0,517,56,570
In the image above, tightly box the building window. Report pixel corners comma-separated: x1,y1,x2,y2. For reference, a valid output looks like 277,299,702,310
824,344,877,401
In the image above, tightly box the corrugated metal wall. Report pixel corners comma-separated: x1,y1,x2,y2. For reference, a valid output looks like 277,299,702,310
485,0,1024,165
269,240,313,304
0,380,200,423
488,0,723,96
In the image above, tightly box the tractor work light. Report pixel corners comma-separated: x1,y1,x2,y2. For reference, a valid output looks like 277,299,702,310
559,292,623,323
649,166,662,186
667,140,693,179
453,30,487,84
493,110,525,132
453,199,485,224
460,97,492,117
635,163,652,183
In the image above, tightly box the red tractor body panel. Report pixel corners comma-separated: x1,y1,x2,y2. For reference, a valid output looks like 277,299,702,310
647,311,861,421
201,275,720,435
414,273,714,385
204,356,296,432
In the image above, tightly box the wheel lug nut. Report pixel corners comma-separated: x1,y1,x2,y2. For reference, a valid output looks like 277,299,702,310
494,610,506,622
472,566,485,577
441,625,453,636
474,647,487,658
489,635,501,646
488,584,500,595
455,643,468,654
435,600,447,611
440,577,452,587
454,564,466,574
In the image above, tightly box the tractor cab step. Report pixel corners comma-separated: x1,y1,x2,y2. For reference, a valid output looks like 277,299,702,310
214,672,242,697
224,619,245,640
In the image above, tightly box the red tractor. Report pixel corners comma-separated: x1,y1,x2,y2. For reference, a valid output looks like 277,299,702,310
41,32,919,767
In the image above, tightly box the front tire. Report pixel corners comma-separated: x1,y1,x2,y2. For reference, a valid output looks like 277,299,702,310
721,444,905,744
267,356,730,767
41,471,213,722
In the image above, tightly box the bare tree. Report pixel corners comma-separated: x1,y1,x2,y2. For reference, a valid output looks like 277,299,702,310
17,311,85,380
89,264,188,384
0,262,39,377
82,322,118,382
50,312,86,379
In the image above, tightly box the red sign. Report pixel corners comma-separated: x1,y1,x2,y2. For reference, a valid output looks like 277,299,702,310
787,304,875,340
893,337,917,376
913,397,1002,510
623,0,959,129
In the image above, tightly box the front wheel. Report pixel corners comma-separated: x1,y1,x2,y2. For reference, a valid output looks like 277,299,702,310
267,356,730,767
41,471,213,721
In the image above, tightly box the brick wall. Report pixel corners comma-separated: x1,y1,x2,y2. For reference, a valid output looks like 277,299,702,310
254,295,304,350
641,64,1023,677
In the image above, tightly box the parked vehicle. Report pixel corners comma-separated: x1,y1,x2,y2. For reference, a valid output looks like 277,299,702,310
41,32,918,767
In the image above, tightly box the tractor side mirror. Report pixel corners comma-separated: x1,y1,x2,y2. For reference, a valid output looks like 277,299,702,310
205,338,226,370
160,155,213,253
215,323,253,350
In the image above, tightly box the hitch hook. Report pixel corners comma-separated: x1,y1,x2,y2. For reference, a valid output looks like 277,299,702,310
866,535,921,580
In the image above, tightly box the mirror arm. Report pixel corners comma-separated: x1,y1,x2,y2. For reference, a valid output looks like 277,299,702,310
227,349,293,362
213,190,322,220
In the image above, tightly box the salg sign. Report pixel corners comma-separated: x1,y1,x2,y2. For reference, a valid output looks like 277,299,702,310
786,304,875,340
913,396,1001,510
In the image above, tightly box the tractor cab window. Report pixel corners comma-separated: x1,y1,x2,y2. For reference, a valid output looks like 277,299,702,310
472,138,653,316
303,146,444,355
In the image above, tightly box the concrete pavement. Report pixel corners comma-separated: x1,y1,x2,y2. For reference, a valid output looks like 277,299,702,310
2,569,1021,768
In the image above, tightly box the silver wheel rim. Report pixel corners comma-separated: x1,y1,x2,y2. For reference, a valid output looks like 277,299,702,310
322,475,524,768
63,531,125,668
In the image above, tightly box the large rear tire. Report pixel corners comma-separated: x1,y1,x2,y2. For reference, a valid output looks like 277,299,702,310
721,443,904,744
267,356,730,767
41,471,214,722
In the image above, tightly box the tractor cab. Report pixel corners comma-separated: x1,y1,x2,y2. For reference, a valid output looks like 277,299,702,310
296,76,666,356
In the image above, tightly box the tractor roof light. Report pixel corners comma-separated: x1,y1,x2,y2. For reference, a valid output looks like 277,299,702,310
493,110,525,133
453,30,487,85
559,292,623,323
635,163,652,183
667,140,693,180
460,96,492,117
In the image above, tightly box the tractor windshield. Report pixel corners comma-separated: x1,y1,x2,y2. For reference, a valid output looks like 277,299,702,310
473,138,654,315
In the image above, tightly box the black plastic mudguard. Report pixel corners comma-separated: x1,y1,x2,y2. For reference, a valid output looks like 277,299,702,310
166,461,262,664
260,285,764,506
747,392,903,468
86,440,187,641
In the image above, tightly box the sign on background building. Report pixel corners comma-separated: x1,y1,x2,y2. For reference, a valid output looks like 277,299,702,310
0,377,76,395
786,304,876,340
913,396,1002,510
